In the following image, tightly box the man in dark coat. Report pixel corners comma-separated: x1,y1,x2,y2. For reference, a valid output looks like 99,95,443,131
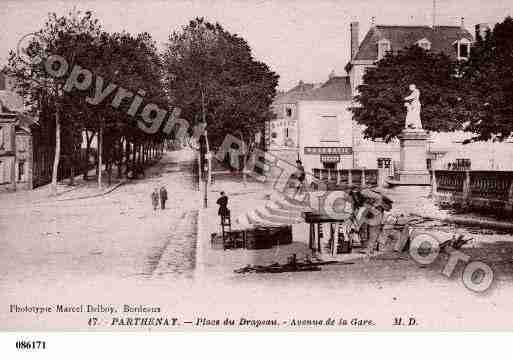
294,159,306,193
216,191,229,220
159,186,168,209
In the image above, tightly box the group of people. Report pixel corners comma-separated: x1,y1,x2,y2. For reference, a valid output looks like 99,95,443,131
151,186,168,211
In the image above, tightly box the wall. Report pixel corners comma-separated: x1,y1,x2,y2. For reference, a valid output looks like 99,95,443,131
353,126,400,170
349,63,374,97
15,132,33,190
269,102,298,150
297,100,354,174
0,119,16,191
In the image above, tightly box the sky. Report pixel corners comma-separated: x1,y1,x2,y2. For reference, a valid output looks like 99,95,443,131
1,0,512,90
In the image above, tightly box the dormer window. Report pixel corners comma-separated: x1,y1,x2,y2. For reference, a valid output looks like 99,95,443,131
454,38,471,60
416,38,431,50
377,39,391,60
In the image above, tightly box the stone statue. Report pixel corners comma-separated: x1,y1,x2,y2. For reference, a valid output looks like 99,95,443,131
404,84,422,130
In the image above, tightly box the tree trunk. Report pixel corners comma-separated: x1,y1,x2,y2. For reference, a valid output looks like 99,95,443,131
117,138,123,179
125,139,131,177
69,152,75,186
50,104,61,196
98,120,103,189
107,156,112,186
84,131,94,180
106,138,112,186
131,141,136,172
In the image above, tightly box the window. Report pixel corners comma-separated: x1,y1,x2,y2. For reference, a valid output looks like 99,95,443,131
456,158,471,170
0,126,4,150
416,38,431,50
377,157,391,169
377,39,391,60
285,107,292,117
18,160,25,181
320,115,339,142
454,39,471,60
459,43,469,58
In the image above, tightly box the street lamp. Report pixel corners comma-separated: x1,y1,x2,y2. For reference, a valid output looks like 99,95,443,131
235,130,247,186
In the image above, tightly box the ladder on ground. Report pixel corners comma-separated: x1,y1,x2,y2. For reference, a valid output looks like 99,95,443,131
220,214,232,249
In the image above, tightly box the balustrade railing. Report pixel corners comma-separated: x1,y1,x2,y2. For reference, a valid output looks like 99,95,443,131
435,170,465,193
433,170,513,212
312,168,380,188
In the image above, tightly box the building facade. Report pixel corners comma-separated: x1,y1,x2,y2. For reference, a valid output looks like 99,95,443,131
343,21,512,173
0,73,35,191
269,20,513,181
268,76,355,176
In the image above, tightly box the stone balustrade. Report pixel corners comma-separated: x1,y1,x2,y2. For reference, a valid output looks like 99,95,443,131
433,170,513,213
312,168,380,188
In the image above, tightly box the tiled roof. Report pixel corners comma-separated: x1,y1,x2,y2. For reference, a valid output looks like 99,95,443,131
273,76,352,104
274,82,316,104
354,25,473,61
299,76,352,101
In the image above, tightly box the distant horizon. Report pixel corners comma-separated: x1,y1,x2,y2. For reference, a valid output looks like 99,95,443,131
1,0,511,90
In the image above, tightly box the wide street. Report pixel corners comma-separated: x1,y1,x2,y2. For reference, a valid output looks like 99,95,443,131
0,149,200,285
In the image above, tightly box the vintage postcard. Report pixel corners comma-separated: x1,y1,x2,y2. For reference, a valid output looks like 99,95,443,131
1,0,513,340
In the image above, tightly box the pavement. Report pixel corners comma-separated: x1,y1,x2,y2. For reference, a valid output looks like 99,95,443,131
0,148,200,286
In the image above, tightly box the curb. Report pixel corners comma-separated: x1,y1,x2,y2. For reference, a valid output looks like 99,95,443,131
442,215,513,231
153,210,197,276
194,208,206,280
410,211,513,232
56,180,127,201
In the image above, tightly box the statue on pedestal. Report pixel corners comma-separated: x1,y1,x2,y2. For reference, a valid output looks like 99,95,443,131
404,84,422,130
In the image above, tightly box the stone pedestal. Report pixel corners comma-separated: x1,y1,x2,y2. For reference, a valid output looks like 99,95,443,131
397,129,430,185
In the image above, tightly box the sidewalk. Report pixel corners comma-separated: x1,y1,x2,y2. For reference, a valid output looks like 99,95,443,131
1,166,127,208
196,179,374,281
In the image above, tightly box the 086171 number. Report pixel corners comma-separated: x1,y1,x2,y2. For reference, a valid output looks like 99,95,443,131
16,340,46,350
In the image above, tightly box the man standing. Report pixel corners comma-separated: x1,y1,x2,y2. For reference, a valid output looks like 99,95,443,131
295,159,306,192
151,188,159,211
216,191,229,220
160,186,168,210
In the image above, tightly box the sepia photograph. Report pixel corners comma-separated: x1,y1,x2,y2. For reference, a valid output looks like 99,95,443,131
1,0,513,342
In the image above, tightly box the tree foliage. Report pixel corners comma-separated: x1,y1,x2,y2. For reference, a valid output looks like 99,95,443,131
352,46,466,141
6,9,169,190
353,17,513,143
460,16,513,142
163,17,279,148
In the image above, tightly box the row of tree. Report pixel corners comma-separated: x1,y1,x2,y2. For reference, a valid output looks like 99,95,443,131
353,16,513,143
7,11,278,194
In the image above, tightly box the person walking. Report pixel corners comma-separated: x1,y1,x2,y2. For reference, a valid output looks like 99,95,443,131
151,188,159,211
159,186,168,210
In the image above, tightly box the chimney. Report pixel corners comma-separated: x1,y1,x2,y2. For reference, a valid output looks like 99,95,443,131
460,17,465,29
350,21,359,60
475,23,490,40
